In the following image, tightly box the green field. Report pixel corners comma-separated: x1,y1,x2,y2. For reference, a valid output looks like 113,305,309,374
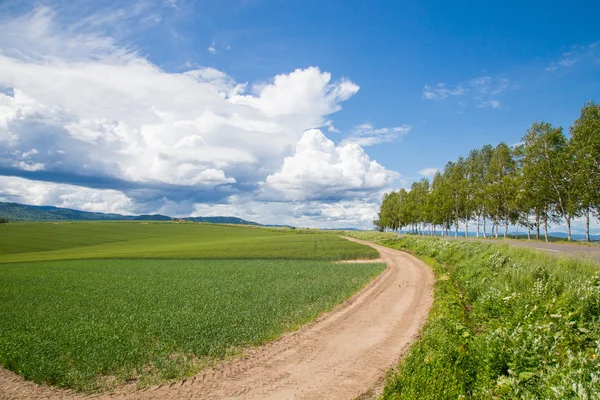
0,222,378,263
0,222,383,392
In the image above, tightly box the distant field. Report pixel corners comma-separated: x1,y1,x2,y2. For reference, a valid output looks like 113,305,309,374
0,222,378,263
0,222,383,392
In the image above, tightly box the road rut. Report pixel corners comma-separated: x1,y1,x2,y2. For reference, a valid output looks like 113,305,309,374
0,238,434,400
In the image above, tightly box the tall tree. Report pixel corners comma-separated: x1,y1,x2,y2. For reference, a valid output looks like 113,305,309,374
570,102,600,242
522,122,579,240
484,143,516,238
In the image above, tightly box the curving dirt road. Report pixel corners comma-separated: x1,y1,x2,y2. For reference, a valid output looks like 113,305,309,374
0,238,434,400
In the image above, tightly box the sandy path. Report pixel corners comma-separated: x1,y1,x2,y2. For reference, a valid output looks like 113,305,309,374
0,238,434,400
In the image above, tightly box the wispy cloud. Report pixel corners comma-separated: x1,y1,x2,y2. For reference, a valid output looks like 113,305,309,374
545,41,599,72
324,120,340,132
477,100,502,109
422,75,508,109
208,40,216,54
341,123,410,147
422,83,465,100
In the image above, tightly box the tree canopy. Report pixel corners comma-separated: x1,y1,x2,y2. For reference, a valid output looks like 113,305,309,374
375,101,600,242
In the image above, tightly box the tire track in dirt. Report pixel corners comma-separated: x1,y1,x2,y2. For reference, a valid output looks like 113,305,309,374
0,238,434,400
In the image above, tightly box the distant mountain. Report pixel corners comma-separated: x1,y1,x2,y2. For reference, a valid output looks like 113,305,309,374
182,216,259,225
0,202,260,226
321,228,361,231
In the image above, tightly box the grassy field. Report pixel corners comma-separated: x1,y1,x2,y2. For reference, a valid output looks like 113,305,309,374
0,222,378,263
0,222,383,392
359,235,600,400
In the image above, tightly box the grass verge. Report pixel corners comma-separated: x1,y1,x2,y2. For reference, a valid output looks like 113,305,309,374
375,236,600,399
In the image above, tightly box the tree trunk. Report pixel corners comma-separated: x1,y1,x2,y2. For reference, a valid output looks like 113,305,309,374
483,217,487,238
565,216,572,241
476,214,480,237
504,214,508,238
455,221,458,237
544,218,549,242
526,212,531,240
536,214,540,240
515,221,519,239
465,217,469,238
586,208,590,243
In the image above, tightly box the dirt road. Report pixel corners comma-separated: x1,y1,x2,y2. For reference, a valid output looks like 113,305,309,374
0,238,434,400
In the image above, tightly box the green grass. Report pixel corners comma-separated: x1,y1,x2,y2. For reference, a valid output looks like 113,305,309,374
0,222,384,392
376,236,600,399
0,222,378,263
0,259,384,392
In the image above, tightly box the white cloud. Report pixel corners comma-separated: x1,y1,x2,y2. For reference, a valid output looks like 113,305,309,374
262,129,399,201
545,41,600,72
341,123,410,147
422,76,507,109
0,175,134,214
418,167,439,176
478,100,502,109
422,83,465,100
324,120,340,132
208,41,216,54
191,195,383,229
0,5,400,228
0,7,360,189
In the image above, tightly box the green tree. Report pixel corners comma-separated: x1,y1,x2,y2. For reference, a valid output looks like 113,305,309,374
522,122,579,241
570,101,600,242
484,143,516,238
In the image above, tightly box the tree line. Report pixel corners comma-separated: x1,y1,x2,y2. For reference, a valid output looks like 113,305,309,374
375,101,600,242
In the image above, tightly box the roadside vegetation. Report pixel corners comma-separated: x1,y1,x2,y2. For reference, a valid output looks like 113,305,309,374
345,232,599,399
0,222,383,392
376,101,600,242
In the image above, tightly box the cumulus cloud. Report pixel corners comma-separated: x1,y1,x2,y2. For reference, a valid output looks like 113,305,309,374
341,123,410,147
0,5,402,228
262,129,399,201
0,7,360,192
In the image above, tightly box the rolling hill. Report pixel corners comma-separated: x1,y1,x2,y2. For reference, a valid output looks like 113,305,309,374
0,202,260,225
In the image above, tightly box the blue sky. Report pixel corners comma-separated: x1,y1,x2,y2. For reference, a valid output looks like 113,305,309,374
0,0,598,230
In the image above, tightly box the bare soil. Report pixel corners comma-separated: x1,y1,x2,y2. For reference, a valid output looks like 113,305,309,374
0,238,434,400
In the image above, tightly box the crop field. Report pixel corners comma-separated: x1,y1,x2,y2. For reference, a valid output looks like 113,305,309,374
0,222,383,392
0,222,378,263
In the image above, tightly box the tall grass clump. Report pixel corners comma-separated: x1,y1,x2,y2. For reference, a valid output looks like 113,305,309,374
381,236,600,399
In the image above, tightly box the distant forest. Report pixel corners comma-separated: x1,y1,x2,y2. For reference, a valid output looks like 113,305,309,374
375,102,600,242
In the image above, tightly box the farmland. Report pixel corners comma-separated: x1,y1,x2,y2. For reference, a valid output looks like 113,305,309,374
0,222,378,263
0,222,384,392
